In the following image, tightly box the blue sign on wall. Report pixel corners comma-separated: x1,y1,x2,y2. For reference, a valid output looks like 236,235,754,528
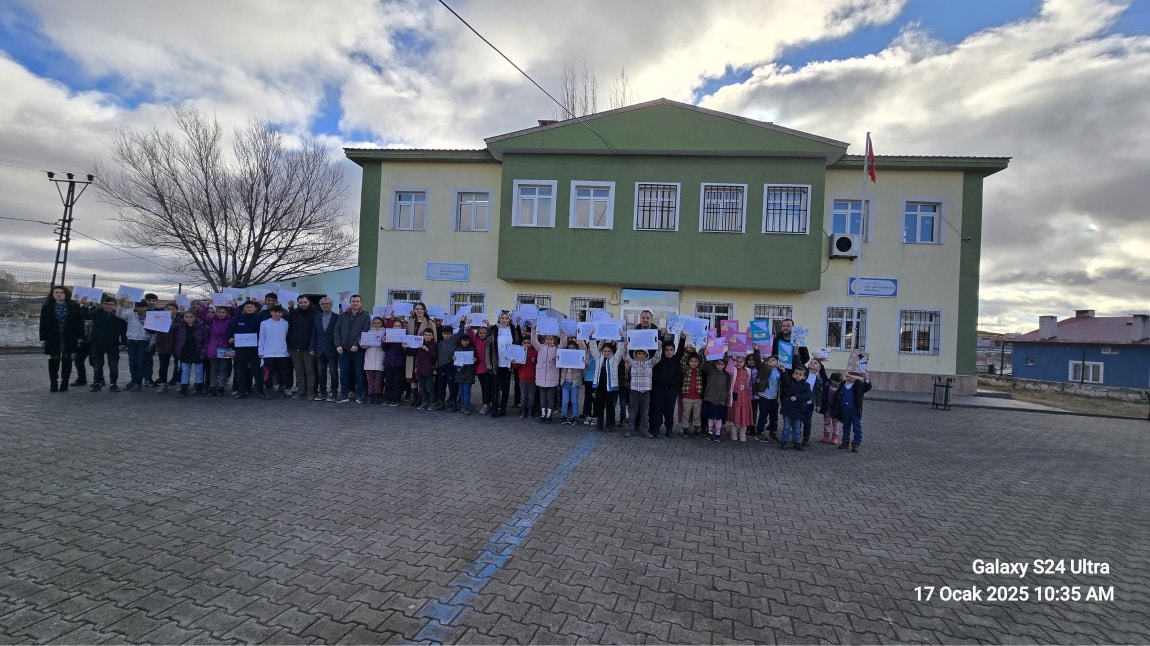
426,262,470,281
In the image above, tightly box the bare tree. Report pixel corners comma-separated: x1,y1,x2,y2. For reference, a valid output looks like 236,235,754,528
96,106,354,291
608,66,634,110
559,62,599,118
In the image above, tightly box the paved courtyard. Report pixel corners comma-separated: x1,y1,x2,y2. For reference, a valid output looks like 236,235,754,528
1,352,1148,644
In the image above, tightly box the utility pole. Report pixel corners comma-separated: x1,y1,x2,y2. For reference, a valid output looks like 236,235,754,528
48,172,94,288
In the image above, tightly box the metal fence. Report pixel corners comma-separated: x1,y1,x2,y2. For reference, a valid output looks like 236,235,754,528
0,263,205,318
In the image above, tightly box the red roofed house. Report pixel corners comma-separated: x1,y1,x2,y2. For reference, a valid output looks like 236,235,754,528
1011,310,1150,388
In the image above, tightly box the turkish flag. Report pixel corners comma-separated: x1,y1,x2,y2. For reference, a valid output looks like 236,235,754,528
865,132,877,183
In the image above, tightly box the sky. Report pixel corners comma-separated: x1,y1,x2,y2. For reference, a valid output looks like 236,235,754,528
0,0,1147,333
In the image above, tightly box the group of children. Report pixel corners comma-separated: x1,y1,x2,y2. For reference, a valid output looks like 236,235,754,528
42,287,872,452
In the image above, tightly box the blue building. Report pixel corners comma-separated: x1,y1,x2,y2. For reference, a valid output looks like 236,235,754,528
1011,310,1150,388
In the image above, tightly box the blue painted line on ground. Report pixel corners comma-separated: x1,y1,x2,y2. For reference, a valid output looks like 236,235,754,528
413,433,600,644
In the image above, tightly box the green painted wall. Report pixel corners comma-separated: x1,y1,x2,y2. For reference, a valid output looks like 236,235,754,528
956,172,984,375
496,153,826,290
489,102,844,156
356,161,382,301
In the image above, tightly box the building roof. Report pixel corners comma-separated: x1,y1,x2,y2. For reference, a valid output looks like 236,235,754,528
343,148,495,165
1014,314,1150,345
830,155,1010,177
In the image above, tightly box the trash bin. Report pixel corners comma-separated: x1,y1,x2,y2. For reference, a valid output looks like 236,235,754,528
932,376,954,411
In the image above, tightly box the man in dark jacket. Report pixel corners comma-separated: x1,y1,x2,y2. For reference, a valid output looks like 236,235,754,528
87,295,127,392
311,296,340,401
286,296,318,400
228,301,265,398
334,294,371,403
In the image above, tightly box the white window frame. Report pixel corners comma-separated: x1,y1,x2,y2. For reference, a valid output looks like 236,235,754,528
752,304,795,337
698,183,747,233
570,296,608,322
897,309,942,355
902,199,945,244
1100,346,1117,355
391,189,428,231
1068,361,1103,384
762,183,811,234
453,189,491,232
449,291,486,314
512,179,557,228
694,301,735,330
825,305,868,351
828,196,871,242
633,182,681,231
386,288,423,304
569,180,615,230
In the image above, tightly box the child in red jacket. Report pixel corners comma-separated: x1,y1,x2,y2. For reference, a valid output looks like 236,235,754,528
512,339,538,419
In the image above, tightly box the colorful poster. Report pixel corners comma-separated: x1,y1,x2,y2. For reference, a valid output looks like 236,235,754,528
727,333,749,357
847,351,870,376
143,311,171,333
792,326,809,348
720,319,740,339
666,315,684,336
749,320,771,343
705,338,728,361
72,286,103,304
681,317,708,336
556,349,585,369
215,348,235,359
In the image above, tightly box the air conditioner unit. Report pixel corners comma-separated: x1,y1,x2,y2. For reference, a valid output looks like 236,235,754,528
830,233,861,259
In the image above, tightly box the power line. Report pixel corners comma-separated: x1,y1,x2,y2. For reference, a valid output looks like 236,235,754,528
0,215,55,225
0,156,76,176
69,228,172,269
436,0,620,154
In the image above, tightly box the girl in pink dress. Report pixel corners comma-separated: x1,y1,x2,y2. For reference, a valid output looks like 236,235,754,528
726,355,754,442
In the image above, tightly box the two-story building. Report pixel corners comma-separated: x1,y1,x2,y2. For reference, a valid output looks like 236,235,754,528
345,99,1008,394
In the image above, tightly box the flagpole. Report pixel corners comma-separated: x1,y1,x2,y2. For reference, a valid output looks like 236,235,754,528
851,132,870,354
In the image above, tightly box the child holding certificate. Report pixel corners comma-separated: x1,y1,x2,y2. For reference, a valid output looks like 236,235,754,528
363,317,386,404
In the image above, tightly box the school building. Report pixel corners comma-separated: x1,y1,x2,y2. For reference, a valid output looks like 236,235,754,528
345,99,1009,394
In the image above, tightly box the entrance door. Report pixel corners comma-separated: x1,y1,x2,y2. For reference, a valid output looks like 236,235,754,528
619,288,680,329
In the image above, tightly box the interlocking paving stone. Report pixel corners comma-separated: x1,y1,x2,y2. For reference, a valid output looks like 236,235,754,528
1,353,1148,643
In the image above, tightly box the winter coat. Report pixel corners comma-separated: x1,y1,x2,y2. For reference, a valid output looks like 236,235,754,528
334,308,371,350
87,308,127,351
651,336,686,387
530,328,568,388
205,315,233,358
409,339,438,378
836,379,872,419
590,345,622,391
454,346,478,385
286,306,318,352
485,324,523,372
700,360,731,406
406,316,437,377
227,310,263,349
779,372,813,418
173,320,210,361
153,313,177,354
311,311,339,358
39,299,84,355
436,324,467,367
364,343,385,371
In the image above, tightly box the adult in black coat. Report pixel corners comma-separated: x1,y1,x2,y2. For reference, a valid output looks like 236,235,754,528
286,296,319,399
39,286,85,392
310,296,340,400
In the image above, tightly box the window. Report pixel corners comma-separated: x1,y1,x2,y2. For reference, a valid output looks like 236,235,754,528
699,184,746,233
1069,361,1103,384
515,293,552,311
570,296,607,322
695,301,734,330
393,191,427,231
387,289,422,304
831,199,869,240
898,310,942,355
456,191,490,232
570,181,614,229
449,291,485,314
753,304,794,337
826,306,868,351
1025,358,1035,366
513,180,556,227
1101,346,1117,355
904,202,941,243
634,183,680,231
763,185,810,234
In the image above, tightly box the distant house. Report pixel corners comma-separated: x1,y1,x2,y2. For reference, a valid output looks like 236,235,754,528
1011,310,1150,388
